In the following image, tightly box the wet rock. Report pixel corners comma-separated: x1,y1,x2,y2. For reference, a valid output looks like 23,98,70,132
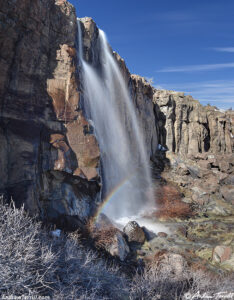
142,226,157,241
123,221,146,244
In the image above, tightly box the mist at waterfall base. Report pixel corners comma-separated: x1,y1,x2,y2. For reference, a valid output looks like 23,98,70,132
78,20,165,234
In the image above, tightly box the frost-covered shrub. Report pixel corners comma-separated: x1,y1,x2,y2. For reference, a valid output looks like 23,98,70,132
0,198,55,296
0,197,233,299
0,198,128,299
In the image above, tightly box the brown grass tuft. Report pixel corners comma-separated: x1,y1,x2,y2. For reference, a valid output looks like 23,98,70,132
144,250,168,267
154,184,193,219
91,227,119,250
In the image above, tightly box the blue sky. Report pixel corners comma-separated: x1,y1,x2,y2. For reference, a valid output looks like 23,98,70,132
70,0,234,109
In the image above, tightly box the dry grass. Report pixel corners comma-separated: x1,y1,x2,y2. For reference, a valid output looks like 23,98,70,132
86,218,120,250
129,261,234,300
0,198,128,299
0,199,55,297
154,185,193,219
0,197,233,299
91,227,119,250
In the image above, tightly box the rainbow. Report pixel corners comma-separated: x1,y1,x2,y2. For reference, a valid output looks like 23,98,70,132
92,174,136,224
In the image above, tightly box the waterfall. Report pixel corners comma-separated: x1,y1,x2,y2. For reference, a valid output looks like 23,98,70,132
77,19,154,222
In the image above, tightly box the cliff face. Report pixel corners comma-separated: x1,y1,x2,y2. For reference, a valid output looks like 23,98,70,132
0,1,233,226
154,90,233,156
0,0,100,225
80,18,233,160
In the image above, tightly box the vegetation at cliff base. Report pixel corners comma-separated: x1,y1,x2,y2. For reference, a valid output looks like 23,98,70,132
0,198,233,300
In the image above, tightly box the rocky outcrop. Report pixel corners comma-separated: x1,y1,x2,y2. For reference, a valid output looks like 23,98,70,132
164,152,234,217
154,90,233,156
130,75,158,158
79,17,233,160
0,0,100,224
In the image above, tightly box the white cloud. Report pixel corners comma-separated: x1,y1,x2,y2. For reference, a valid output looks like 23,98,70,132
157,62,234,72
213,47,234,53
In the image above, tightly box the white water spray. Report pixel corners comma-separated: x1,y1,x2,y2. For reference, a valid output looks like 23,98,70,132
77,19,154,221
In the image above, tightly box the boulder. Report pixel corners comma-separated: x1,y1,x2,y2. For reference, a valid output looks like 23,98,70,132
218,161,231,173
220,186,234,204
159,253,188,278
123,221,146,244
108,231,130,261
92,227,130,261
197,160,211,170
222,175,234,185
212,246,232,263
177,163,190,176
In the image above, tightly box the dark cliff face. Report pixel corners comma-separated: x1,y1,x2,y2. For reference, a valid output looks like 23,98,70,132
0,0,100,225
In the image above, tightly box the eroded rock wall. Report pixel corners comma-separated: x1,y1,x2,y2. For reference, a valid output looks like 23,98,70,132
0,0,100,224
154,90,233,156
130,75,158,158
79,17,233,161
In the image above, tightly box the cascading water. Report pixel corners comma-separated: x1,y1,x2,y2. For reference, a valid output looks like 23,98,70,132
77,19,155,224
